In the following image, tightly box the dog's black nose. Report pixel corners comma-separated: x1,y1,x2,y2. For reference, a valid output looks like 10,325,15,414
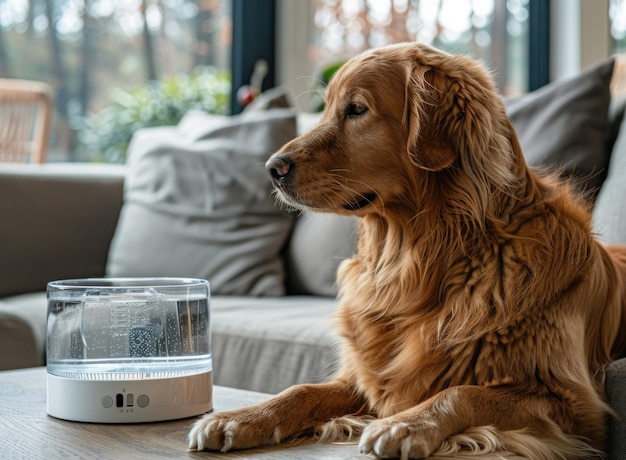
265,155,293,186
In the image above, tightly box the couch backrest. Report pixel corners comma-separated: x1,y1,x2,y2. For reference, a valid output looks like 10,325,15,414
0,164,125,297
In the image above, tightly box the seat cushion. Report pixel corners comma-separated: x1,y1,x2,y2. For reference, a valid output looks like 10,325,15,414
210,296,339,394
0,290,340,393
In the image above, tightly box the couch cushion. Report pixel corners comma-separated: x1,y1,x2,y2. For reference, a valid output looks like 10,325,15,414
286,213,358,296
0,290,339,391
593,100,626,244
607,94,626,158
506,58,615,195
210,296,339,394
106,106,296,296
606,358,626,459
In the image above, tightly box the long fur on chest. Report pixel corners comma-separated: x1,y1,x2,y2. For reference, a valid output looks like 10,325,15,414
331,179,609,418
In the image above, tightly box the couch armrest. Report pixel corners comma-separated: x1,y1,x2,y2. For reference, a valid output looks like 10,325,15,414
0,163,125,297
0,307,39,370
606,357,626,459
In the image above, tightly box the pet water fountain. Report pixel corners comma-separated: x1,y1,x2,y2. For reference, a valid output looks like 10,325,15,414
46,278,212,423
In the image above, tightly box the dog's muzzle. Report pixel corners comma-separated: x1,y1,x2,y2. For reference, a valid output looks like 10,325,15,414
265,155,293,188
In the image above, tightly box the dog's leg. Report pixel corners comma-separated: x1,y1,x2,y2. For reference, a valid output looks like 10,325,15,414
359,385,603,460
188,379,367,452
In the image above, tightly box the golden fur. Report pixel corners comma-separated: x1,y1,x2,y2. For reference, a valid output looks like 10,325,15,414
189,43,626,459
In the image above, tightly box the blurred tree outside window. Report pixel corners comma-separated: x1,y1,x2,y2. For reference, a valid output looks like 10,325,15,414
612,0,626,52
308,0,531,100
4,1,623,162
0,0,232,162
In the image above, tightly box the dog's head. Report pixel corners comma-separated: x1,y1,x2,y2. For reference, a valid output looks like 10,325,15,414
266,43,521,219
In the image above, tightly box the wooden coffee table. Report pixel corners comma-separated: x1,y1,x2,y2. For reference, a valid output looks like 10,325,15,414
1,367,524,459
0,367,365,459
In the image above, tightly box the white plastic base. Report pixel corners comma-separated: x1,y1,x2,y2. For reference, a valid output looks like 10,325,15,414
47,371,212,423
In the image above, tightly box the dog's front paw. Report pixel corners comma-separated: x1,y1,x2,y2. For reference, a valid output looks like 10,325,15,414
188,411,280,452
359,418,440,460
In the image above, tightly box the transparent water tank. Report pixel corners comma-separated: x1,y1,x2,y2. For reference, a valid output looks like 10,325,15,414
46,278,212,423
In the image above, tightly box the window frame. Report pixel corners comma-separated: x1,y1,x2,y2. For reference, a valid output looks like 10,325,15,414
529,0,551,91
231,0,277,114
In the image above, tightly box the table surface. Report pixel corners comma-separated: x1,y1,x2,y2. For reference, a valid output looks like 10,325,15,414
0,367,367,459
0,367,523,459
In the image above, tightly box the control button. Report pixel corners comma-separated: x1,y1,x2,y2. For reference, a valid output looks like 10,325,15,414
126,393,134,407
101,396,113,409
116,394,124,408
137,394,150,408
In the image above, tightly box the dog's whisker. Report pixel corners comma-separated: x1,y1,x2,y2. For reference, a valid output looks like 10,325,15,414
296,74,328,88
296,89,325,103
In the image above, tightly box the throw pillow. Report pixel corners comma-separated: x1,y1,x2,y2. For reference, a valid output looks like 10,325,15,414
106,102,297,296
285,213,358,296
506,58,615,194
593,105,626,245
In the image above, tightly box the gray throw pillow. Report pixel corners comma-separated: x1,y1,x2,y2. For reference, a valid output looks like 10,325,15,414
106,107,297,296
593,109,626,245
285,213,358,296
506,58,615,194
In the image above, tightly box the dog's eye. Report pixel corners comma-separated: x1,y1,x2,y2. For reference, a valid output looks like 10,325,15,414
345,103,368,118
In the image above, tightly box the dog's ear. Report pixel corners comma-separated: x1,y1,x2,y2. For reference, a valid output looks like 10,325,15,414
405,66,460,171
404,47,522,202
405,57,496,172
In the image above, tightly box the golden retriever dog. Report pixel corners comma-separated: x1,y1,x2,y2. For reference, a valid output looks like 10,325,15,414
189,43,626,459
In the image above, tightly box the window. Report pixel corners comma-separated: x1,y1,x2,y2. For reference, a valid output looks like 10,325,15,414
0,0,233,161
611,0,626,52
280,0,537,113
310,0,530,96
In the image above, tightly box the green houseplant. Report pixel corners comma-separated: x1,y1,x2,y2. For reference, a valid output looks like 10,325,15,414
77,67,231,163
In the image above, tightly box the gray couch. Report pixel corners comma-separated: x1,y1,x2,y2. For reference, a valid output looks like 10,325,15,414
2,58,626,458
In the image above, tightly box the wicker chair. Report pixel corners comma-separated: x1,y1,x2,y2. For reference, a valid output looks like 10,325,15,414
0,78,54,163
